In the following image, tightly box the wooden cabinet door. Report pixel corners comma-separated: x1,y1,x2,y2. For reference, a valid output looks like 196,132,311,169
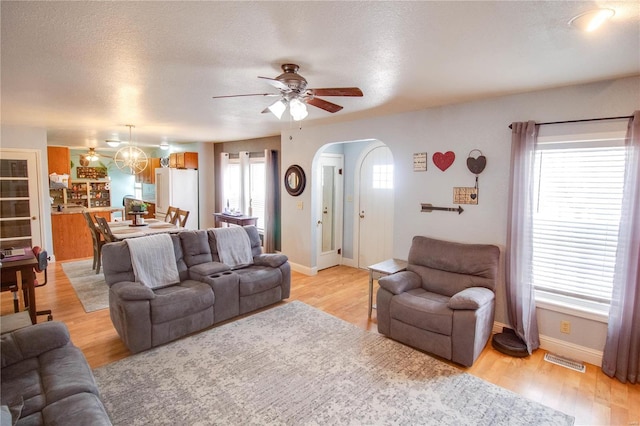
183,152,198,169
146,158,161,183
47,146,70,175
135,158,161,183
168,152,198,169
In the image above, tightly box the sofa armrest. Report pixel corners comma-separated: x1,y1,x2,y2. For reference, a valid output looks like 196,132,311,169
253,254,288,268
378,271,422,295
1,321,70,368
448,287,495,310
111,281,156,301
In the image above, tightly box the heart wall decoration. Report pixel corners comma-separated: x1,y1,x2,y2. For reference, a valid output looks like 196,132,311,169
433,151,455,171
466,150,487,174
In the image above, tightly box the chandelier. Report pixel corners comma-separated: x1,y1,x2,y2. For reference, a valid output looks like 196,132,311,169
114,124,148,175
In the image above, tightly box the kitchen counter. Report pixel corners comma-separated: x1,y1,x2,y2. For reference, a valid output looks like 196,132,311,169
51,206,123,261
51,206,125,215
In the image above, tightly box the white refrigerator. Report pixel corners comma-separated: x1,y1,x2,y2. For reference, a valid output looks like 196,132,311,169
155,168,199,229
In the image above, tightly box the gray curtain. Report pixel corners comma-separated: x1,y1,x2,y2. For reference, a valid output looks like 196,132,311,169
263,150,279,253
506,121,540,354
602,111,640,384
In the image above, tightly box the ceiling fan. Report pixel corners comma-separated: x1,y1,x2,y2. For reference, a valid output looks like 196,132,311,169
212,63,363,121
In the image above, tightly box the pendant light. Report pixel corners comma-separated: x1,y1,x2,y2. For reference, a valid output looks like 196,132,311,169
114,124,148,175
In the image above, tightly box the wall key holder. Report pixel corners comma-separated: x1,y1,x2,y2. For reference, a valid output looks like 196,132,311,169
421,203,464,214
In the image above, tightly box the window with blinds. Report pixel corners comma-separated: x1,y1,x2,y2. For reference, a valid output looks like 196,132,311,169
221,155,266,232
532,139,625,309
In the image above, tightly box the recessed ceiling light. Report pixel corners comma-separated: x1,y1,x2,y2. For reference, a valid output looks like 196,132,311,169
106,139,120,148
569,8,615,32
160,142,170,150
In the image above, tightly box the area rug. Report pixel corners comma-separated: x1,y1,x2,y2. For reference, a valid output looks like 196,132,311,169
93,301,574,425
60,259,109,312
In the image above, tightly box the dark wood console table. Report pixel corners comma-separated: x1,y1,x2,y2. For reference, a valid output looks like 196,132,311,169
213,213,258,228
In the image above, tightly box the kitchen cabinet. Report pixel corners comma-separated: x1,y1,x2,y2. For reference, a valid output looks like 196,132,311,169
51,208,119,261
169,152,198,169
47,146,71,175
135,158,161,184
51,179,111,208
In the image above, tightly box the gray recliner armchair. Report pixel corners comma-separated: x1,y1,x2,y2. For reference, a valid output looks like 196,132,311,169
376,236,500,367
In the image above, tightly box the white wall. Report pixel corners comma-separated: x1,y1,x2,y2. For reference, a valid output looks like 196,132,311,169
280,75,640,359
0,125,53,256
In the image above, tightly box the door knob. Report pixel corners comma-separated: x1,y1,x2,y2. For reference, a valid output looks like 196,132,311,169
317,220,322,225
359,211,365,219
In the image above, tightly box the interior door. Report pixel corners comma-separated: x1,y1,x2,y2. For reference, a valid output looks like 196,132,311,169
0,150,42,250
358,146,394,268
316,154,344,270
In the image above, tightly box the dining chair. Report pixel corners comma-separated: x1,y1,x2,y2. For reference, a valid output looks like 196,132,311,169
95,216,119,243
176,209,190,227
165,206,179,224
82,211,106,274
31,246,53,322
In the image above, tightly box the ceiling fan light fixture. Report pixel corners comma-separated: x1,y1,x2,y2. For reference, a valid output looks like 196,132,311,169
86,148,99,162
569,8,615,32
268,100,287,120
106,139,120,148
289,98,308,121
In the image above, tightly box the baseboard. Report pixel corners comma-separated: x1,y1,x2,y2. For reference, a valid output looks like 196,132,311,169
539,334,603,367
492,321,508,334
340,258,357,268
491,321,602,366
290,262,317,276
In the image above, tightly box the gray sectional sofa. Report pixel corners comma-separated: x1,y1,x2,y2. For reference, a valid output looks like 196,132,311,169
102,226,290,353
1,321,111,425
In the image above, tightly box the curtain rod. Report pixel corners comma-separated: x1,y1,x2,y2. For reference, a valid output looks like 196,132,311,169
508,115,632,129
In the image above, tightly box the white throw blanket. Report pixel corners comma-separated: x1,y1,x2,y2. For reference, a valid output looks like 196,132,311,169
125,234,180,289
212,227,253,269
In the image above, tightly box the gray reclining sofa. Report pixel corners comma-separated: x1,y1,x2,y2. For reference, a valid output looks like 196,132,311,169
102,226,290,353
1,321,111,425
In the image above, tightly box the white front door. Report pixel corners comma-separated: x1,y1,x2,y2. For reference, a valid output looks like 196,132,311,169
316,154,344,270
357,145,394,268
0,150,43,249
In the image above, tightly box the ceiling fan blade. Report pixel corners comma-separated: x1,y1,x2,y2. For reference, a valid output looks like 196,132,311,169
212,93,279,99
307,97,343,113
258,76,291,91
308,87,363,97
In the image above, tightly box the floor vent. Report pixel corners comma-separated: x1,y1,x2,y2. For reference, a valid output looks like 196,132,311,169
544,353,586,373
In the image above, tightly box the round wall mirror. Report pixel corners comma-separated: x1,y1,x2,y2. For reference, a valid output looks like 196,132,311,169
284,165,306,196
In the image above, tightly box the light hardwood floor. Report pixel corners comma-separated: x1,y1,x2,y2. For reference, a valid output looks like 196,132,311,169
2,262,637,425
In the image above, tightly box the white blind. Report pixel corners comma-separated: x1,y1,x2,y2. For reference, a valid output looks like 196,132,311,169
532,143,625,304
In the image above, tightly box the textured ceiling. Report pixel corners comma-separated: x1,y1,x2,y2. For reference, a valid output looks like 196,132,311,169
1,1,638,149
